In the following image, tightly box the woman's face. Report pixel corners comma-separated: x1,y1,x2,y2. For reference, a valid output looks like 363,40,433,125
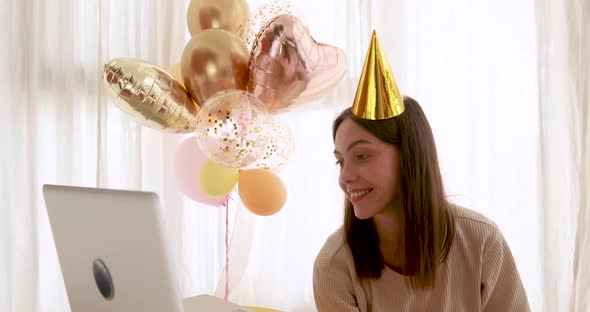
334,118,401,219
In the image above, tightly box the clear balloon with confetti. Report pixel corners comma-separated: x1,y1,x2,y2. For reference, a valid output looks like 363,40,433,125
195,89,270,168
244,117,295,172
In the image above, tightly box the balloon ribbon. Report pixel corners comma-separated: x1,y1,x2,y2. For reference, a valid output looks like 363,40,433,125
224,195,230,301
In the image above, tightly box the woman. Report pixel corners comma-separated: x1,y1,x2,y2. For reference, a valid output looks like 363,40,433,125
312,32,530,311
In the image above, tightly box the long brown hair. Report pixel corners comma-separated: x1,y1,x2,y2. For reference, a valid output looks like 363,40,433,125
333,96,455,288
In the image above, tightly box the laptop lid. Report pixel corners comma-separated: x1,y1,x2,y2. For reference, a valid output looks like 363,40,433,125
43,184,183,312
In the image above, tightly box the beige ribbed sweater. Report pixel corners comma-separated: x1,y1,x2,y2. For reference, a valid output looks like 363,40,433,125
313,206,530,311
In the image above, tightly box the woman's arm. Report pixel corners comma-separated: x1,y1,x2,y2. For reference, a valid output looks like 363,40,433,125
313,252,361,311
481,228,531,312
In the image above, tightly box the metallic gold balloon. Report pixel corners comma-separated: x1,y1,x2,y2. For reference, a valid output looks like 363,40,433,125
187,0,250,37
247,14,348,113
168,63,186,88
102,58,199,133
181,29,250,107
169,63,201,109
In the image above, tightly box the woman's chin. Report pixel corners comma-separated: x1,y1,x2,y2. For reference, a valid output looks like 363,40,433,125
353,205,375,220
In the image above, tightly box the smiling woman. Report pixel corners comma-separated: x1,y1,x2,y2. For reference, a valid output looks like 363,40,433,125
2,0,585,311
333,118,402,222
312,32,530,311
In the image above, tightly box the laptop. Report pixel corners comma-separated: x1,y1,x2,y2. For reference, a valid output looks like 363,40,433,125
42,184,250,312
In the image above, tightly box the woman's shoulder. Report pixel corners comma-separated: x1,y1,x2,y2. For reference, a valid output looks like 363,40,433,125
452,204,499,230
450,204,502,247
314,227,353,271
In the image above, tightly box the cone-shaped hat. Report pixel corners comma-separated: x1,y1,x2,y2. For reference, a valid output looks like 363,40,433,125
352,30,404,120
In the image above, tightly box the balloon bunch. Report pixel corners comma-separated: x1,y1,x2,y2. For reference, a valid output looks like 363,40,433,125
101,0,347,216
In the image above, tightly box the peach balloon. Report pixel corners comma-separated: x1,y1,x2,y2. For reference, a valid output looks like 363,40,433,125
238,169,287,216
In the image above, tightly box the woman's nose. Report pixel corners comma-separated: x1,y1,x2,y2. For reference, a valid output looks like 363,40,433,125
339,163,358,186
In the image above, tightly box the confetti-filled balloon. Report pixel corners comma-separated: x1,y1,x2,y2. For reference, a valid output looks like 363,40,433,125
195,89,270,168
244,117,295,171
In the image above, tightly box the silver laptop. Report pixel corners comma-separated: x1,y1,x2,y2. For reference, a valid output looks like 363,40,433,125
43,184,249,312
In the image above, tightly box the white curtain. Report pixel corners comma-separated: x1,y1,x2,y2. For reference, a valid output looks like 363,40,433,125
0,0,225,310
536,0,590,310
1,0,588,312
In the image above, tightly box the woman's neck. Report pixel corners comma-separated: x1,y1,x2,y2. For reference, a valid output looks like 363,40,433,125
373,212,399,244
373,202,405,269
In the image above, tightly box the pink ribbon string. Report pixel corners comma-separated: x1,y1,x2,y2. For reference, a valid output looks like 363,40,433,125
224,194,230,301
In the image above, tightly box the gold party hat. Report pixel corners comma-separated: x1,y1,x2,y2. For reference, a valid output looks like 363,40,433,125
352,30,404,120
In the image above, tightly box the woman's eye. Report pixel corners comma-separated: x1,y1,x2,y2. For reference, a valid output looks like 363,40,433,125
356,154,369,160
335,160,343,166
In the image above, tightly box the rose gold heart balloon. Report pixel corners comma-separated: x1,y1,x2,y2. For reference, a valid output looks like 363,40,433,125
102,58,199,133
240,0,306,50
247,14,347,113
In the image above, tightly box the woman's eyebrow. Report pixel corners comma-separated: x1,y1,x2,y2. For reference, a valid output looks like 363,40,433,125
334,139,372,155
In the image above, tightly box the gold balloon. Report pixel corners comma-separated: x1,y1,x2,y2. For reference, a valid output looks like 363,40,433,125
168,63,185,88
181,29,250,106
187,0,250,37
169,63,201,108
102,58,199,133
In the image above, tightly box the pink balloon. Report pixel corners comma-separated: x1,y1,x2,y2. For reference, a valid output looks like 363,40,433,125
173,136,227,206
